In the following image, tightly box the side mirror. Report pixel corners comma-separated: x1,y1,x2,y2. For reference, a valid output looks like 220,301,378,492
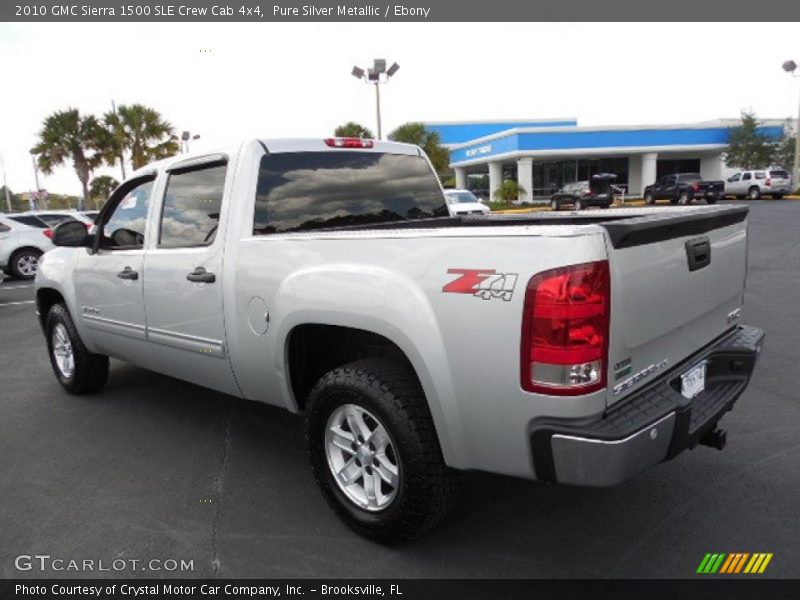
52,220,92,247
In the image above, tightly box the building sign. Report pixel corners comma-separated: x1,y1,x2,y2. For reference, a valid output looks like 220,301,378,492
465,144,492,158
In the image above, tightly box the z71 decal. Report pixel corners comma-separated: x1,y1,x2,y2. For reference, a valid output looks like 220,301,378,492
442,269,519,302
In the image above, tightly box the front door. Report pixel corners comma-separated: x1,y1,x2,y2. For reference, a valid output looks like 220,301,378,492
73,177,157,369
142,157,241,397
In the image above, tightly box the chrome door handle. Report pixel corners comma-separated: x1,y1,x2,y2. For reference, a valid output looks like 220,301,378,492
116,266,138,280
186,266,216,283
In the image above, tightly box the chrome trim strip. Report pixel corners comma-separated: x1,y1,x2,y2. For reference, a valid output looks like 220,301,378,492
82,315,147,340
146,327,226,359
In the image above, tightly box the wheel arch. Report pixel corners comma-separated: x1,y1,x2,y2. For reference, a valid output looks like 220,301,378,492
36,287,66,331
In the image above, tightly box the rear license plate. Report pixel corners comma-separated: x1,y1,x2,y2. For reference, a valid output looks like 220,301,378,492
681,361,707,399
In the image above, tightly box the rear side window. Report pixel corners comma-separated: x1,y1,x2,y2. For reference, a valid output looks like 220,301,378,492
770,170,789,178
159,162,227,248
253,152,447,235
9,215,46,228
742,173,751,180
754,172,766,180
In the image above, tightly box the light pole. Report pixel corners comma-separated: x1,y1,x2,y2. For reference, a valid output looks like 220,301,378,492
782,60,800,191
181,131,201,153
351,59,400,140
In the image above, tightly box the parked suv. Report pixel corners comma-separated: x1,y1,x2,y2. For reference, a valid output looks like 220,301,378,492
724,169,792,200
0,214,54,279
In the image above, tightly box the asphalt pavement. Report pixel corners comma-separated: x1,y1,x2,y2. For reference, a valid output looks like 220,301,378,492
1,200,798,579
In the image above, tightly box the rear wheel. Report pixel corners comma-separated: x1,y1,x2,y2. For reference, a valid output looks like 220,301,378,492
574,199,584,211
644,193,655,205
706,195,718,205
305,359,457,543
772,193,784,200
9,248,42,280
748,187,761,200
45,303,109,394
551,199,559,211
678,191,691,205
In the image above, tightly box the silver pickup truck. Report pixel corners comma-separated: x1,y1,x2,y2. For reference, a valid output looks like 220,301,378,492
35,138,764,542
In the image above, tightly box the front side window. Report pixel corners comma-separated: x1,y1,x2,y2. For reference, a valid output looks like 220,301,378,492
729,174,741,182
159,162,227,248
253,151,447,235
102,179,154,249
743,172,752,180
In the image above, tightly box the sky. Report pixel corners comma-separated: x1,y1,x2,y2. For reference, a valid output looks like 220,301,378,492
1,22,799,195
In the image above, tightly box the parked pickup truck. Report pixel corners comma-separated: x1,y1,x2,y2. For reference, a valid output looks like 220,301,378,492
35,138,764,542
643,173,725,205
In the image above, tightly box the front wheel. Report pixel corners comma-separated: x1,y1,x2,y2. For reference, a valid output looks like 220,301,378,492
574,199,584,211
644,193,655,205
305,359,457,543
748,187,761,200
45,303,109,394
706,195,718,205
551,199,559,211
9,248,42,280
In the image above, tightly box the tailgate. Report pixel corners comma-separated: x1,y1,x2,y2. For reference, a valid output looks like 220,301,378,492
602,206,748,406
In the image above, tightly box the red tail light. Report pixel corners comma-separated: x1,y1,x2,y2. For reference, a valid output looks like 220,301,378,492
324,137,374,148
692,182,700,192
43,229,53,239
520,261,610,395
765,178,771,187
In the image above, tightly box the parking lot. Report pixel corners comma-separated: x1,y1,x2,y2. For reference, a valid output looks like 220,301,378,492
1,200,798,579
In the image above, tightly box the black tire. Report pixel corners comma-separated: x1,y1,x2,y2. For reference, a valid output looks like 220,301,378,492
772,193,784,200
736,195,745,200
600,203,610,209
748,187,761,200
550,199,559,211
9,248,42,280
706,195,717,205
678,191,691,205
45,303,109,394
644,192,655,205
574,199,584,211
305,358,457,543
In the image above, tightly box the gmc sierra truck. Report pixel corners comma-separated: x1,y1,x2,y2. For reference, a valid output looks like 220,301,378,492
35,138,764,542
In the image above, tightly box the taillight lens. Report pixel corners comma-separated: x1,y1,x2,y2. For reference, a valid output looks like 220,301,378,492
765,178,771,187
43,229,53,239
692,182,700,192
520,261,610,395
324,137,375,148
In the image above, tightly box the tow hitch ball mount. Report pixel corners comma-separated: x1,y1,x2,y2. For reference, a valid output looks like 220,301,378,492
700,428,727,451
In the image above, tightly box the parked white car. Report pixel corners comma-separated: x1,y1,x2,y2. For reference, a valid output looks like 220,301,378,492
443,189,490,216
724,169,792,200
19,210,94,228
0,214,54,279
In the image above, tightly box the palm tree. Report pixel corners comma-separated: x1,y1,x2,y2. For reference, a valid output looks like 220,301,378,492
103,104,180,170
31,108,106,210
388,122,450,175
334,121,375,139
89,175,119,209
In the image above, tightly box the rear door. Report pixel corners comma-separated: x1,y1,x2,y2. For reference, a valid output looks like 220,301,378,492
602,207,748,405
142,156,241,397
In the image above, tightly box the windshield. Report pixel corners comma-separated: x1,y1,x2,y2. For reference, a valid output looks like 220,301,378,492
445,191,480,204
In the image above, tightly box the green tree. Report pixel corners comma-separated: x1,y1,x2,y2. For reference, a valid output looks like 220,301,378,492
387,122,450,175
334,121,375,139
725,111,778,170
89,175,119,209
774,131,796,171
492,180,527,203
103,104,179,170
31,108,106,210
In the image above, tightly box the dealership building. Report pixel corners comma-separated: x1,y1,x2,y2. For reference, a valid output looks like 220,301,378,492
425,118,786,199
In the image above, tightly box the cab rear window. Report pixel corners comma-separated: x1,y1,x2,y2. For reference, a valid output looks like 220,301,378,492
253,152,447,235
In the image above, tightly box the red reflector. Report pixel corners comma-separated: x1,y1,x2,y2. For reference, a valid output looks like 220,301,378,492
43,229,53,239
520,261,610,395
324,137,375,149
